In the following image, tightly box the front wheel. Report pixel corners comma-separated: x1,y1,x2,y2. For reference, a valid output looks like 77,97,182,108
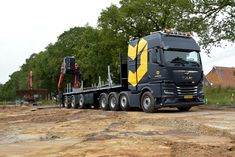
177,106,191,112
141,91,157,113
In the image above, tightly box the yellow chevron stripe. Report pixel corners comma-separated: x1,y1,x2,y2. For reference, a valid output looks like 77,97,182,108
128,39,148,87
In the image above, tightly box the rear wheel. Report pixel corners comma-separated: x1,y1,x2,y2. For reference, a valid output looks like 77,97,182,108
64,96,71,109
177,106,191,112
99,93,109,110
71,95,78,109
141,91,157,113
108,92,120,111
78,94,85,109
119,92,130,111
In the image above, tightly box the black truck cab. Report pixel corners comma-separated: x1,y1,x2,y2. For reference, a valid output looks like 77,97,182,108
126,31,204,112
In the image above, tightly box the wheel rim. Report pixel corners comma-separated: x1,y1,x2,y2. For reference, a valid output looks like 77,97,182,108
110,96,117,108
71,96,75,108
120,96,127,108
143,96,151,109
101,97,106,108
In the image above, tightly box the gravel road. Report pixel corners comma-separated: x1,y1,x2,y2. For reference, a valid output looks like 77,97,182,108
0,106,235,157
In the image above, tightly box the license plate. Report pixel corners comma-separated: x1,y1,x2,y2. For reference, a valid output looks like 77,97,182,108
184,95,193,99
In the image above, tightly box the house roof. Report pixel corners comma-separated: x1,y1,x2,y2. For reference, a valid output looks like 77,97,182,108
206,66,235,87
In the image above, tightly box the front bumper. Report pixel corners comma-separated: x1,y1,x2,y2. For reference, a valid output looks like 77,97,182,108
158,83,204,108
159,97,204,108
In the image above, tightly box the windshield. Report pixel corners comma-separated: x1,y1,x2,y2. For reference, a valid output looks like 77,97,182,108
164,50,201,67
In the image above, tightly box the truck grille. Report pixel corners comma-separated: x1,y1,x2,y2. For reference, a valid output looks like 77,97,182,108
176,86,197,95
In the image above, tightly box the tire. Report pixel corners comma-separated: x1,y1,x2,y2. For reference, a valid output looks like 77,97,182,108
78,94,85,109
177,106,191,112
71,95,78,109
141,91,157,113
119,92,130,111
108,92,120,111
64,96,71,109
99,93,109,110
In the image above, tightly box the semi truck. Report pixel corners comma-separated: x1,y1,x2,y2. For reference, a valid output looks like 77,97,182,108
58,29,204,113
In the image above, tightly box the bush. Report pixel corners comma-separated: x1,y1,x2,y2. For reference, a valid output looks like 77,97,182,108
204,86,235,105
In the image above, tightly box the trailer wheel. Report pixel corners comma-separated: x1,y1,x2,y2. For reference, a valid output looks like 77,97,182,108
119,92,130,111
108,92,120,111
141,91,157,113
99,93,109,110
71,95,78,109
78,94,85,109
64,96,71,109
177,106,191,112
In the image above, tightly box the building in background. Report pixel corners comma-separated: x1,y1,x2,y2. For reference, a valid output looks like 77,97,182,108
206,66,235,88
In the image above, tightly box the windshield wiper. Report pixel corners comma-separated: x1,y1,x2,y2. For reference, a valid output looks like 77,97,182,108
170,57,187,66
187,61,200,67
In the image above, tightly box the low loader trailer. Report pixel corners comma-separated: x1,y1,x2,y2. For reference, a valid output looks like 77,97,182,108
58,30,204,113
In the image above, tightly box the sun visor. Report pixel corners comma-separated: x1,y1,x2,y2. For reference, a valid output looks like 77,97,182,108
162,36,200,51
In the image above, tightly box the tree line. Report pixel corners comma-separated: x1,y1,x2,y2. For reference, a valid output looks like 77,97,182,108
0,0,234,101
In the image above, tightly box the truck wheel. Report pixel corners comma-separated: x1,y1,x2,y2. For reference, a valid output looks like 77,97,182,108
108,92,120,111
177,106,191,112
141,91,157,113
78,94,85,109
119,92,130,111
71,95,78,109
64,96,71,109
99,93,109,110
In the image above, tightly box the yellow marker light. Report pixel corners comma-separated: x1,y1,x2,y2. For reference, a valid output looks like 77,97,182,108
156,70,160,75
164,29,172,33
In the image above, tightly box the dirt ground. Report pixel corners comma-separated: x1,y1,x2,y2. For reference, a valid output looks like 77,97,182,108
0,106,235,157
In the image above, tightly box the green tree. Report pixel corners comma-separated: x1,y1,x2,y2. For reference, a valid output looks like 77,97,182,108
99,0,235,53
193,0,235,51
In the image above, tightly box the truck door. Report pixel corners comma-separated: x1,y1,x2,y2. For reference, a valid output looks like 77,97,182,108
148,48,164,81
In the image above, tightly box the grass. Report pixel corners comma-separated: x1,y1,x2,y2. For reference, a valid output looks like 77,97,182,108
40,99,56,106
0,101,15,106
0,99,56,106
204,86,235,106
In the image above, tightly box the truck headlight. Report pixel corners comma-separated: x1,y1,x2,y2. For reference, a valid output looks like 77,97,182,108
198,88,204,94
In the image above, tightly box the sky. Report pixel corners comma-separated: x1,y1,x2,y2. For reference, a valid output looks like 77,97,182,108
0,0,234,84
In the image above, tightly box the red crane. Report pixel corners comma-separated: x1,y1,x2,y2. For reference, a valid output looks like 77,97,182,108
57,57,79,91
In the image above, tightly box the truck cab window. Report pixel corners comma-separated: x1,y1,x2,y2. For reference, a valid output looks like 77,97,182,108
156,49,161,64
164,50,201,67
151,49,161,64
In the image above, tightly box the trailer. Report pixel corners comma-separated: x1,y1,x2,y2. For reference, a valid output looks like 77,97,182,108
58,30,204,113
